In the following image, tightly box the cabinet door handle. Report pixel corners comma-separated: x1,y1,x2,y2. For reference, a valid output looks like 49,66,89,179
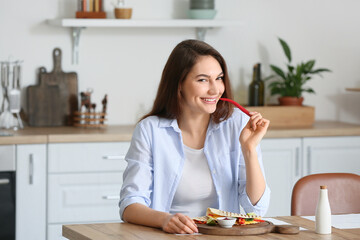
307,146,312,175
102,195,120,200
295,147,300,177
29,154,34,185
102,155,125,160
0,179,10,185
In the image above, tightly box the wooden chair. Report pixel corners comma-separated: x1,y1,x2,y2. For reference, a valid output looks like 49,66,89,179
291,173,360,216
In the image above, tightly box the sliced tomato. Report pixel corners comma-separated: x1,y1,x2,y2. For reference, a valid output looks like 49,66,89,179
254,219,265,222
194,220,206,224
239,218,246,225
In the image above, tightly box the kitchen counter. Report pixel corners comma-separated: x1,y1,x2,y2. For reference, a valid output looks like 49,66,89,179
1,121,360,145
0,125,135,144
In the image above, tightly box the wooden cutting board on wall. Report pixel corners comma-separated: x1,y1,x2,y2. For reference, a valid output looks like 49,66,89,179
27,48,79,126
28,48,78,126
27,67,64,126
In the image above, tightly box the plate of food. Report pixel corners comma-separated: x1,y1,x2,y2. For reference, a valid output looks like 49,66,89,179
193,208,299,236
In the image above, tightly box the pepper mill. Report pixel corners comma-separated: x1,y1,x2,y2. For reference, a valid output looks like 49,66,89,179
315,185,332,234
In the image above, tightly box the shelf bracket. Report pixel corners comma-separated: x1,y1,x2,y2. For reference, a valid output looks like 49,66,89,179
72,27,86,65
196,27,208,41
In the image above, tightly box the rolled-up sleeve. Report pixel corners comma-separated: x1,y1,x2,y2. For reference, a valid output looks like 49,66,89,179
238,144,271,217
119,122,154,219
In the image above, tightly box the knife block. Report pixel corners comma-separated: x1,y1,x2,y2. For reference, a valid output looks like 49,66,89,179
73,111,107,128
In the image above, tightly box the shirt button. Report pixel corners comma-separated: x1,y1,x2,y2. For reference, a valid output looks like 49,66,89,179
213,170,216,174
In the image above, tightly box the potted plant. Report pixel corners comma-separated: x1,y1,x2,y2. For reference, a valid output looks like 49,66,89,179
266,38,331,106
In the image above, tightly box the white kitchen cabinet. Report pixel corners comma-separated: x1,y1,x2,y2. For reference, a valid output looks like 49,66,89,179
48,172,124,223
48,142,129,173
261,136,360,217
303,136,360,175
48,225,67,240
47,142,130,240
16,144,46,240
261,139,302,217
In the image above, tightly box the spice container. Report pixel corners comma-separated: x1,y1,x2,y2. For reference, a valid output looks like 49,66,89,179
73,91,107,128
315,185,332,234
73,111,107,128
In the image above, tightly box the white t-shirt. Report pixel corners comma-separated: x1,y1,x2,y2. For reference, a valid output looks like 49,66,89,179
169,144,217,217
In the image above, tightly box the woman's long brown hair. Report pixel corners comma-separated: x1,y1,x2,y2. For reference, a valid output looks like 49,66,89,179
141,39,233,123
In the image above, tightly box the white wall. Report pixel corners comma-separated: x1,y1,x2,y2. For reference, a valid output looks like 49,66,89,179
1,0,360,125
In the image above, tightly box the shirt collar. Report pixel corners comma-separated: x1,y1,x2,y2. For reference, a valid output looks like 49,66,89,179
158,115,221,134
158,117,181,133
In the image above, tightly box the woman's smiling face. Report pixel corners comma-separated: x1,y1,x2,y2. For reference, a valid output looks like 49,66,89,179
180,55,225,115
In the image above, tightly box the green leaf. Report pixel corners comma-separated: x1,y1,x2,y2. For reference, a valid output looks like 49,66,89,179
270,87,283,96
263,75,275,81
270,65,286,80
295,64,304,79
303,76,312,83
206,217,217,226
304,60,315,72
287,64,295,73
310,68,331,74
268,81,282,89
279,37,292,62
302,88,315,94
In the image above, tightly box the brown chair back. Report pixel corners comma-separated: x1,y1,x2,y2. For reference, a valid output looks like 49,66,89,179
291,173,360,216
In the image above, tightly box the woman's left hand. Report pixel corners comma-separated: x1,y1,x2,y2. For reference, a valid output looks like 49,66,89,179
240,112,270,150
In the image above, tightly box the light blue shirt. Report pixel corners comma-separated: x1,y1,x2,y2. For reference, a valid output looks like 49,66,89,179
119,108,270,219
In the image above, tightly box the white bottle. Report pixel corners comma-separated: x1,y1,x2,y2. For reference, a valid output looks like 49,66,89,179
315,185,332,234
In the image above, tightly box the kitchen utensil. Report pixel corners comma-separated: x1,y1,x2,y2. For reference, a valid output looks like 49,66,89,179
0,62,17,129
1,63,10,113
91,103,96,124
38,48,78,125
197,221,299,236
100,94,107,124
8,64,23,129
27,67,63,126
219,98,251,117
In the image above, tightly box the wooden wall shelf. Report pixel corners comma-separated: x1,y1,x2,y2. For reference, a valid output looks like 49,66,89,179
346,88,360,92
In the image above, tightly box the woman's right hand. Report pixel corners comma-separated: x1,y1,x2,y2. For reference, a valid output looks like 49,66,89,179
162,213,198,234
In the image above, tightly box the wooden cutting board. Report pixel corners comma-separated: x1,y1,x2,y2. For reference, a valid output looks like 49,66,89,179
27,67,64,126
38,48,78,125
246,105,315,127
197,221,299,236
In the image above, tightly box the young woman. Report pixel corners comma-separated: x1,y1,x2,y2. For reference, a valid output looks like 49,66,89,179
119,39,270,234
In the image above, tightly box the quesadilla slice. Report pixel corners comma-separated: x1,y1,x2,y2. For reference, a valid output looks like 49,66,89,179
206,208,264,225
192,216,208,224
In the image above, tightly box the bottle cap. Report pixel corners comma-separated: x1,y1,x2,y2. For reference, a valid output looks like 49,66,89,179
320,185,327,189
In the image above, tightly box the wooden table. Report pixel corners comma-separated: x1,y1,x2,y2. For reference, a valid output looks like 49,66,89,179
63,216,360,240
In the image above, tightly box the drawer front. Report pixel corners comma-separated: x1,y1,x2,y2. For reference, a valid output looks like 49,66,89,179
48,142,130,173
48,172,123,223
0,145,15,171
47,224,68,240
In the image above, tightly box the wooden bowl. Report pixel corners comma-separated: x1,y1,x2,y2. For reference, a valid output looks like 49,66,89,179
114,8,132,19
